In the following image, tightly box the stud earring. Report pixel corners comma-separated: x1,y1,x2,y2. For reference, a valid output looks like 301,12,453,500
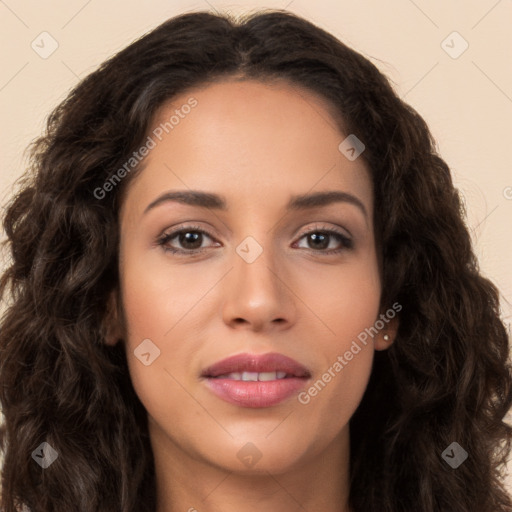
383,334,390,341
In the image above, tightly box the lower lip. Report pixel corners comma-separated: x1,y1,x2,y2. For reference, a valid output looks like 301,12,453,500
204,377,308,408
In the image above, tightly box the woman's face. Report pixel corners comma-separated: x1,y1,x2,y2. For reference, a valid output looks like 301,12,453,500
113,78,393,475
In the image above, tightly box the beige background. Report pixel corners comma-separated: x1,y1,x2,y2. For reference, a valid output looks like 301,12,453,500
1,0,511,493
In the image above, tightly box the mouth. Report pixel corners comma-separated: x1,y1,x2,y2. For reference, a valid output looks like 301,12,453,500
201,352,311,408
209,370,291,381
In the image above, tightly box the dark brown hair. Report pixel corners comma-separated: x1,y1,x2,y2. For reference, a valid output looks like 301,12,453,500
1,9,511,512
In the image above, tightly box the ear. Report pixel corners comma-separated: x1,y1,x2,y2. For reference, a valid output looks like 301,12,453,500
101,289,124,346
374,314,399,351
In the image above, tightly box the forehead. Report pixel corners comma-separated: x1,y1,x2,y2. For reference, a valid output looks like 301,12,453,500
123,78,373,219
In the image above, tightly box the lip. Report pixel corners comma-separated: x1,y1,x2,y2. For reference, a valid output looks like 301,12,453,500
201,352,311,378
201,352,311,408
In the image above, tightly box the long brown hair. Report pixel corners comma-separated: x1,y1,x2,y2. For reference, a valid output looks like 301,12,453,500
1,9,511,511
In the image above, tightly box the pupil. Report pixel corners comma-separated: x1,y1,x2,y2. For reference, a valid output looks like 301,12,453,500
310,233,328,250
180,232,202,249
177,232,330,251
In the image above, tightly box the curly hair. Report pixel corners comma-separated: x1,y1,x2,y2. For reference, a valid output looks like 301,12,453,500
1,9,511,512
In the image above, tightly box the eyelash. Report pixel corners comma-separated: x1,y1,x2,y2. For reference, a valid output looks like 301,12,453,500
156,223,354,257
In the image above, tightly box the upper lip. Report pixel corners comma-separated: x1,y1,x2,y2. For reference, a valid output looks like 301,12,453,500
201,352,311,378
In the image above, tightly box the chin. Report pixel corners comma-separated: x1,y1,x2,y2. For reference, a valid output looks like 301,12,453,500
201,433,312,475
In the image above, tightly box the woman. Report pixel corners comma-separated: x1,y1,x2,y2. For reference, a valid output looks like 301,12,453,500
1,9,511,512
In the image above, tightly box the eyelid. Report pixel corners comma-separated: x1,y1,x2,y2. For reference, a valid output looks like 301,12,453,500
295,222,351,241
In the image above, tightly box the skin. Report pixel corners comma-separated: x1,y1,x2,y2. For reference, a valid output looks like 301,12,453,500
106,78,398,512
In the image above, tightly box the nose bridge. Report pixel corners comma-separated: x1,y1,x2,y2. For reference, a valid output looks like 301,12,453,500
233,231,281,299
221,227,296,330
230,202,295,288
230,204,279,275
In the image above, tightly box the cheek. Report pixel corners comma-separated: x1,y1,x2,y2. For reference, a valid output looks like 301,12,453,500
294,255,380,427
117,251,188,412
297,327,375,449
118,247,206,342
297,249,381,342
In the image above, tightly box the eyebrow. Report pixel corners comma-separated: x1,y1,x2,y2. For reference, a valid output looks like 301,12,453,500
143,189,368,219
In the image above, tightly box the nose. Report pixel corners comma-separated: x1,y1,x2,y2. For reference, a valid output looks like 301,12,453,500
221,242,297,333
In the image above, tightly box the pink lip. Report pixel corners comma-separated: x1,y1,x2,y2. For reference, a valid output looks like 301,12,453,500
201,352,311,378
201,352,311,408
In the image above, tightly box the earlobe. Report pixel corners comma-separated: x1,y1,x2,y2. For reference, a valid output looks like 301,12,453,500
374,315,399,351
102,290,124,346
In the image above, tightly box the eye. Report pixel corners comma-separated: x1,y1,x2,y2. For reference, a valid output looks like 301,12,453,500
156,223,353,256
156,225,219,255
293,224,353,254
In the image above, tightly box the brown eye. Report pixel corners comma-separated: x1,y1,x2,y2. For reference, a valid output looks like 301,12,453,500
172,231,204,250
157,225,218,255
294,227,353,254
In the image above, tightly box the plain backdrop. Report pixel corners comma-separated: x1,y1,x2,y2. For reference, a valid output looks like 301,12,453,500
0,0,511,494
